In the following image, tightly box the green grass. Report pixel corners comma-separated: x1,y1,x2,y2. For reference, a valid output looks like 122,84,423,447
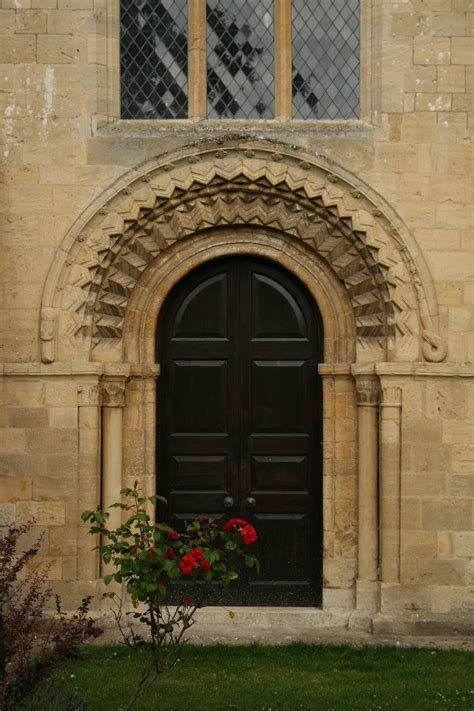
24,643,474,711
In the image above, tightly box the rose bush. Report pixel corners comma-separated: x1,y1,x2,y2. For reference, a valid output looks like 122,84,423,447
82,483,258,710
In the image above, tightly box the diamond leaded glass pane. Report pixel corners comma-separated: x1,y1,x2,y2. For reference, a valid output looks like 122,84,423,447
292,0,360,120
207,0,274,119
121,0,187,119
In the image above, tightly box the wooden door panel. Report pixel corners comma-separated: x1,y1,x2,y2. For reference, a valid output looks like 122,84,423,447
251,273,308,339
250,360,309,434
251,455,309,492
173,273,229,339
253,513,312,581
170,360,228,434
170,454,228,491
157,257,323,606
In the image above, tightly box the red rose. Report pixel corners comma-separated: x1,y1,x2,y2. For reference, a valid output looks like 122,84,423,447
179,553,196,574
147,546,155,556
241,524,257,545
180,597,193,605
223,517,248,532
163,547,174,560
166,530,180,540
191,548,204,559
199,557,211,570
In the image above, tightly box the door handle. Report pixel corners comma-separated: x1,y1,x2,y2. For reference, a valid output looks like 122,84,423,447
245,497,256,509
223,496,235,508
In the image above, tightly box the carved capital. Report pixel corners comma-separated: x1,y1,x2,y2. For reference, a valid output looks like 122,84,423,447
355,376,379,407
77,384,100,407
101,378,127,408
381,386,402,408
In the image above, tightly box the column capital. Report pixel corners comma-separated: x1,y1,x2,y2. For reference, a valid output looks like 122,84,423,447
101,377,127,408
355,375,379,407
77,383,100,407
381,385,402,408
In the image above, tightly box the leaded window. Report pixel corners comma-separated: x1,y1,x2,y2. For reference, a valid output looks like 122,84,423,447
120,0,360,120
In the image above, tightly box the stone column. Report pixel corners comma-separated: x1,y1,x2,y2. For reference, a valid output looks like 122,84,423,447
275,0,292,120
124,365,160,522
188,0,206,119
355,375,380,611
101,378,127,543
77,383,101,580
379,385,402,584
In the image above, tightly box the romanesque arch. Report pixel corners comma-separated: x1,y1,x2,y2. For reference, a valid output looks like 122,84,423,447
40,137,446,366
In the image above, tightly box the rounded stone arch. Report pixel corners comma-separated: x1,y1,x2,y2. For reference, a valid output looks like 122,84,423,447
40,137,446,366
123,228,356,365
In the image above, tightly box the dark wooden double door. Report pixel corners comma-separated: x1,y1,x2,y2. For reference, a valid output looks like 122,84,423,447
157,258,323,605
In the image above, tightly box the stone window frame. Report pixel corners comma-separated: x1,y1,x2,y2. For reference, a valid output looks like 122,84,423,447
99,0,379,130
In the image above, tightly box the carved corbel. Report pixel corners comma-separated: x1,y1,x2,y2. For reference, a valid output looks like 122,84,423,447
422,330,447,363
40,307,58,364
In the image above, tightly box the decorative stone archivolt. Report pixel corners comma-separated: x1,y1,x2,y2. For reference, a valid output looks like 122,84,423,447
40,138,446,365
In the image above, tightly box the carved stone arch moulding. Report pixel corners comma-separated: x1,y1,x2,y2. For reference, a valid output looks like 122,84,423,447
40,138,446,365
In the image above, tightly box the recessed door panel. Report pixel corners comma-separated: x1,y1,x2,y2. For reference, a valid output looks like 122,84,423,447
170,360,228,434
157,257,323,606
251,455,309,492
250,360,308,434
251,273,308,340
171,455,228,491
173,274,229,339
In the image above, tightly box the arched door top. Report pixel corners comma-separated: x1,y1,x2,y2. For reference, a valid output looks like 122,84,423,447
39,138,446,366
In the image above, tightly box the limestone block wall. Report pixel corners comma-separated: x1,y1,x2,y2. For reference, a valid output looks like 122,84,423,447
0,1,473,626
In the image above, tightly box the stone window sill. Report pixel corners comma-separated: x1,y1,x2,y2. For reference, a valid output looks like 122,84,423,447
94,118,381,139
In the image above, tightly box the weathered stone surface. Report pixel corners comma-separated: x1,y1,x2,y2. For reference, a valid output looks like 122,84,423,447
16,501,65,526
0,3,473,632
0,475,32,502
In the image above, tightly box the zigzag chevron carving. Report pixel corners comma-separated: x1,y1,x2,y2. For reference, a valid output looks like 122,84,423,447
52,144,434,359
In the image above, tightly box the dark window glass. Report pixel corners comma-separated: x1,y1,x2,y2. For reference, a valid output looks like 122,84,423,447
207,0,274,119
292,0,360,119
121,0,188,119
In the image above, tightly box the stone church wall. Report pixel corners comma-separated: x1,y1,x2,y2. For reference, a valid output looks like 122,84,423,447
0,1,473,631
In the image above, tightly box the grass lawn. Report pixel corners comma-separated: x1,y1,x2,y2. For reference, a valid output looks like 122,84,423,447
24,643,474,711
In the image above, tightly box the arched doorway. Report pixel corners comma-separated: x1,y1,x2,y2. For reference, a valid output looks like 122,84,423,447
156,257,324,606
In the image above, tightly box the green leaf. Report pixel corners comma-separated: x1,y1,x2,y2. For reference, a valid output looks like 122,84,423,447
81,510,93,521
103,574,114,585
225,540,237,551
149,495,168,506
244,555,256,568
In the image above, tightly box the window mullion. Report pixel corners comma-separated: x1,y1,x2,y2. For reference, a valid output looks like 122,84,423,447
188,0,207,119
274,0,292,120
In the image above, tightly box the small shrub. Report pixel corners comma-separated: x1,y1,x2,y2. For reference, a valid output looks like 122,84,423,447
82,483,259,710
0,520,102,710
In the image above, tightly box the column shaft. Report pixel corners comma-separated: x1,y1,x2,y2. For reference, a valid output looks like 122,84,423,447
101,378,127,574
380,386,402,583
77,383,101,580
355,376,379,582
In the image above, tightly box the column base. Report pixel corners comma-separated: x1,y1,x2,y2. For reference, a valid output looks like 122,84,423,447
355,579,380,612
